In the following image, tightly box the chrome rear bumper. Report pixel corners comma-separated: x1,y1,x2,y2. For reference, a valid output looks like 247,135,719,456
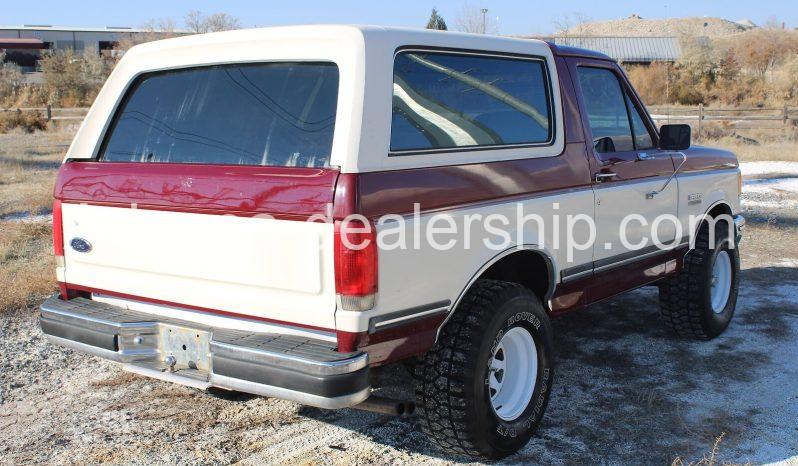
40,296,370,409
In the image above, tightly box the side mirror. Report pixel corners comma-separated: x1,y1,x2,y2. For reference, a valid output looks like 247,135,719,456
659,124,691,151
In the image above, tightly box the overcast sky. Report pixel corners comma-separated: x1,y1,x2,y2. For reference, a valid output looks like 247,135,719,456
2,0,795,35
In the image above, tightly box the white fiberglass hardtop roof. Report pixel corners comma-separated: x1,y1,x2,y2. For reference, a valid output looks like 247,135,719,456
125,24,550,55
68,25,562,173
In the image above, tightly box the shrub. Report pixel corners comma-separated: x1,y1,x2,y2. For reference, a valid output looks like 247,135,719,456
0,110,47,133
626,63,671,105
772,54,798,103
39,49,113,107
728,28,798,77
0,60,24,107
624,28,798,107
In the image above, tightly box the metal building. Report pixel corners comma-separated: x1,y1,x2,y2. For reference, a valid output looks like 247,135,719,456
540,36,682,64
0,25,177,70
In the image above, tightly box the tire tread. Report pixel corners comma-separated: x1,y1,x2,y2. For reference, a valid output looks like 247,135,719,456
658,222,729,339
414,279,533,458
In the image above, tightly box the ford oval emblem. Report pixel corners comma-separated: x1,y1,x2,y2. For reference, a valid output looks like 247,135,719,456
70,238,92,253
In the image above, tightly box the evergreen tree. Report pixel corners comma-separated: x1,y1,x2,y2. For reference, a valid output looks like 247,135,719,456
426,8,448,31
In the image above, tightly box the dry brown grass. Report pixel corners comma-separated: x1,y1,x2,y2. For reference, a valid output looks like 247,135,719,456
671,433,753,466
0,221,56,313
0,169,57,218
706,138,798,163
0,128,72,312
0,128,73,218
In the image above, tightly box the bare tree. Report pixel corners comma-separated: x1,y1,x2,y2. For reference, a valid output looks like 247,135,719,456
114,18,178,54
185,10,205,33
763,16,783,30
184,11,241,34
553,12,591,35
203,13,241,32
455,4,498,34
552,15,571,35
731,28,791,77
140,18,177,35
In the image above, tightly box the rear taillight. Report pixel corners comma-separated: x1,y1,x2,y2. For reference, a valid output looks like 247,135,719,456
53,199,64,259
334,218,377,311
53,199,68,299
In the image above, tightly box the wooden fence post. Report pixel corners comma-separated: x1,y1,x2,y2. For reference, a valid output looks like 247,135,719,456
697,104,703,141
46,104,52,121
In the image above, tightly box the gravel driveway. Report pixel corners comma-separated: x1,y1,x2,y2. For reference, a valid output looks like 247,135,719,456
1,169,797,465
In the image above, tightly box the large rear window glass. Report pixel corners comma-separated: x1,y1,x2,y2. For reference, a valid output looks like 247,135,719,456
390,51,552,153
100,62,339,167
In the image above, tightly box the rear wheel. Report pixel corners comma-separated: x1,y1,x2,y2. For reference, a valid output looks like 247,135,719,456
415,279,555,459
659,219,740,339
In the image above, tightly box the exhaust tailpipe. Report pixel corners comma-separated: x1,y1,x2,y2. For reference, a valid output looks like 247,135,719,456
353,396,416,417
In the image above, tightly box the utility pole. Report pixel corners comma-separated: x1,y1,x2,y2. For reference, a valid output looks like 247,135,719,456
481,8,488,34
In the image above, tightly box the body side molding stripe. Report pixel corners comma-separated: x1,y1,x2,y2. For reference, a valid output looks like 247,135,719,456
368,300,451,334
560,236,691,282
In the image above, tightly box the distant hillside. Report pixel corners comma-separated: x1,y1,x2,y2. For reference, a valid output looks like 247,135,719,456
560,15,757,37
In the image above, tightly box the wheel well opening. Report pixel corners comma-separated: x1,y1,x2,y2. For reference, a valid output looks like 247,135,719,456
700,202,734,234
479,251,551,302
707,203,732,220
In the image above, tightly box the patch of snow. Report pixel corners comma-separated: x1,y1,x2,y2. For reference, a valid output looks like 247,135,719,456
763,459,798,466
1,213,53,224
741,198,798,210
772,258,798,268
740,161,798,177
743,177,798,195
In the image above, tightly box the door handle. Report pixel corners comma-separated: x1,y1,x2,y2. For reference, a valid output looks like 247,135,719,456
637,152,653,161
595,172,617,183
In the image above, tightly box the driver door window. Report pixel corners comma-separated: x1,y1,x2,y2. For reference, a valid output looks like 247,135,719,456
626,93,655,150
577,67,635,155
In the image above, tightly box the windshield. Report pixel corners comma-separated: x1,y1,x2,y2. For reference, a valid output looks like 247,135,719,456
100,62,339,167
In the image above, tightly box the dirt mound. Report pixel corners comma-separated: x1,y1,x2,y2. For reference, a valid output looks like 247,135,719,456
561,16,755,37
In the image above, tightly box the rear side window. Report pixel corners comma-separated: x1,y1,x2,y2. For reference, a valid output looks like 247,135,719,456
100,63,339,167
390,51,553,153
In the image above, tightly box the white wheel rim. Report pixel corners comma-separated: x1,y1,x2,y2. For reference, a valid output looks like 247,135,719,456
710,250,732,314
488,327,538,422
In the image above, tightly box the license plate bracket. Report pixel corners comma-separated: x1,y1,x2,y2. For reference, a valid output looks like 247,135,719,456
159,325,211,372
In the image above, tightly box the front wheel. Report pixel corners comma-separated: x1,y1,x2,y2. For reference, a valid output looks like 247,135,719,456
414,279,555,459
659,220,740,339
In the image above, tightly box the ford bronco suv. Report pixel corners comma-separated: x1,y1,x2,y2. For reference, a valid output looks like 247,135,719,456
41,26,744,459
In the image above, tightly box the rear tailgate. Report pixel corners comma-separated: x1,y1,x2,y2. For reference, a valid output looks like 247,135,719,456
56,162,338,329
55,61,343,330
